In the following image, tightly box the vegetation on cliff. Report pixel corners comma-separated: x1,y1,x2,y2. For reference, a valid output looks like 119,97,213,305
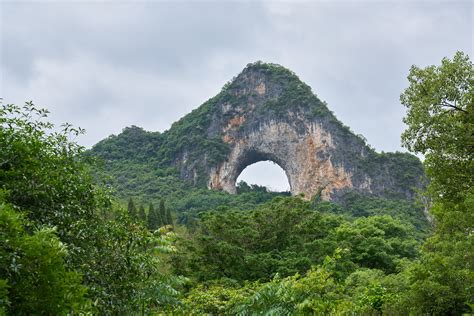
90,60,425,206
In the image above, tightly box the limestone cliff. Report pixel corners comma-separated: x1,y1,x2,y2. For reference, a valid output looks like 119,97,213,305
163,62,424,201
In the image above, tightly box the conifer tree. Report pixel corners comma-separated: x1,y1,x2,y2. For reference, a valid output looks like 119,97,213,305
138,204,146,223
166,207,173,226
159,199,167,225
156,201,164,228
147,203,157,230
127,197,137,220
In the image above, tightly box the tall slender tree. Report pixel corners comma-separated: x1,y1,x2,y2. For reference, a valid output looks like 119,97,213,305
138,204,146,223
147,203,157,230
127,197,137,220
166,206,173,226
159,199,167,225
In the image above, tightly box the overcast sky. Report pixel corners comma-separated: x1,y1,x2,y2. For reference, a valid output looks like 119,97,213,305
1,0,472,190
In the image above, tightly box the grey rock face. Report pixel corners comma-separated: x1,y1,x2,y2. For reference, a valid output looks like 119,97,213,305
208,119,353,200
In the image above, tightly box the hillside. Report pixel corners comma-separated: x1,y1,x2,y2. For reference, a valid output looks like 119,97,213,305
90,62,424,201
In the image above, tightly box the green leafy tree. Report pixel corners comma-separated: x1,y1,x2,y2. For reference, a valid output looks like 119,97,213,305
86,212,182,314
0,102,182,313
0,102,102,246
172,196,420,283
400,51,474,314
0,279,8,315
233,252,346,315
179,279,255,314
147,203,155,229
333,215,418,273
401,51,473,203
0,196,91,314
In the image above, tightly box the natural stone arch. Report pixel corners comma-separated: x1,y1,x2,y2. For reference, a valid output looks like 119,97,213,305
208,120,352,200
217,148,293,194
91,62,424,203
168,62,424,202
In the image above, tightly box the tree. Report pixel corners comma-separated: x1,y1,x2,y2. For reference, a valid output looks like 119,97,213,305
0,102,101,245
127,197,137,219
400,51,474,314
0,102,182,313
159,199,167,225
165,204,173,226
138,204,146,223
233,252,346,315
333,215,418,274
400,51,473,203
147,203,159,230
173,196,389,282
0,198,91,314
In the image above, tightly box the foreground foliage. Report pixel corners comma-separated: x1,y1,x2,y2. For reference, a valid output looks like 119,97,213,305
0,103,181,314
0,196,90,314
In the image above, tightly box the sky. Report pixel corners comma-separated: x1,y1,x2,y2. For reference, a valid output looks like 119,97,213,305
1,0,472,191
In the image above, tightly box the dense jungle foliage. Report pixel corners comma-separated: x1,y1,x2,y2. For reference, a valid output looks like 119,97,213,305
0,52,472,315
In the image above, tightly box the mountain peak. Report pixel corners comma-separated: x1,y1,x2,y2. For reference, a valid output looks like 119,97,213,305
224,61,303,93
217,61,321,121
241,61,295,75
91,62,424,202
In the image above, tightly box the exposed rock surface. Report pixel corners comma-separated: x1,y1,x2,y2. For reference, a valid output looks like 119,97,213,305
169,62,425,201
208,120,352,200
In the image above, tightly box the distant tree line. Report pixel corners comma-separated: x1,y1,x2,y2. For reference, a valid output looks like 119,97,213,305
127,197,173,230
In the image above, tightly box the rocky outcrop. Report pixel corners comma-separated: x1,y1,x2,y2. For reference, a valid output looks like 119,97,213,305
209,120,352,200
168,62,424,201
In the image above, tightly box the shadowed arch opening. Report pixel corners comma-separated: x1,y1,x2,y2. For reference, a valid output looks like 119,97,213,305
236,160,291,192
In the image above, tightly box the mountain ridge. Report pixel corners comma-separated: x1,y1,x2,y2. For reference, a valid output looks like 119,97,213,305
90,61,425,202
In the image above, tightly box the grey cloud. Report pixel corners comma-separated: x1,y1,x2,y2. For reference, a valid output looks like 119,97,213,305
1,2,269,79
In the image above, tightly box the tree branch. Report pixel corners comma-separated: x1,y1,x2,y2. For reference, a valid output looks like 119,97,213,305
440,101,468,114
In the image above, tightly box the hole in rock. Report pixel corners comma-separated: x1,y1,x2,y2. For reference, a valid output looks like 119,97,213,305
236,161,290,192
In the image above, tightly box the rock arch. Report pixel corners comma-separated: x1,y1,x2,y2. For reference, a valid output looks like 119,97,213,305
211,147,293,194
169,62,424,202
208,120,352,200
91,62,424,203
